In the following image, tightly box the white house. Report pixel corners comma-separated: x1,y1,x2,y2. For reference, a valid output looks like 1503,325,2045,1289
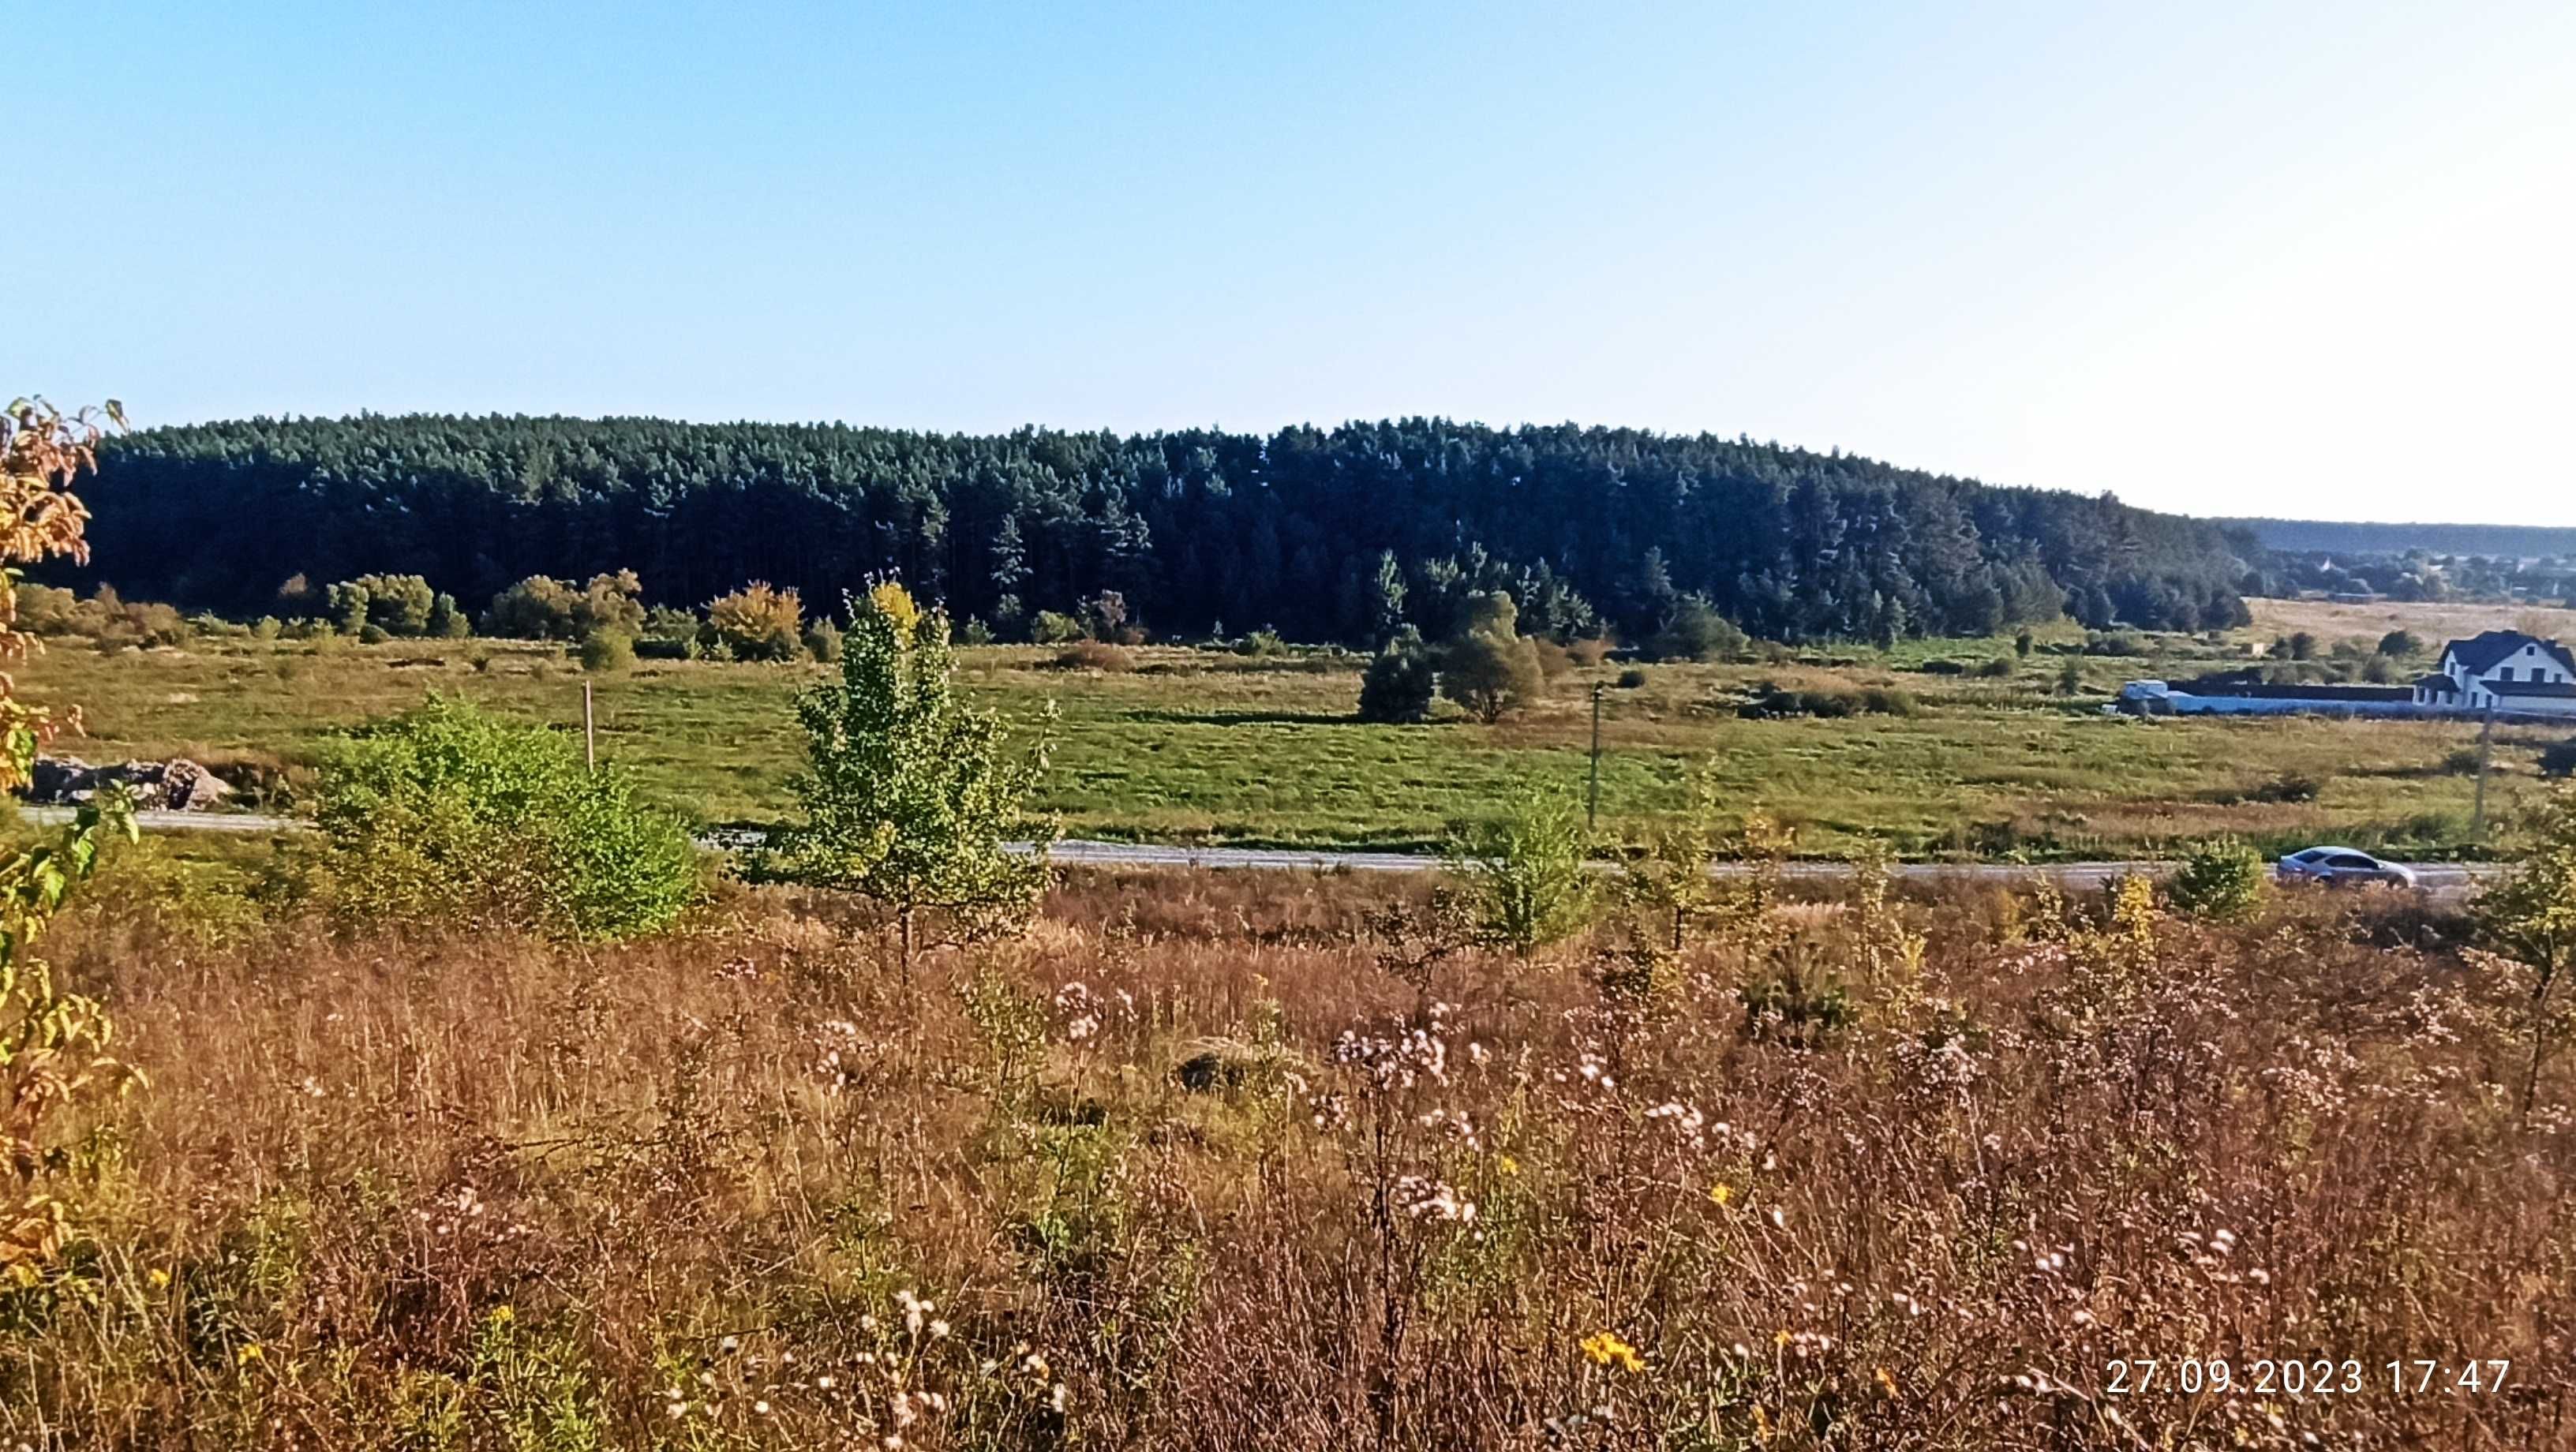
2412,630,2576,716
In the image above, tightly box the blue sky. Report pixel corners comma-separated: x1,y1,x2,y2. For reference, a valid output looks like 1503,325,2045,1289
24,1,2576,523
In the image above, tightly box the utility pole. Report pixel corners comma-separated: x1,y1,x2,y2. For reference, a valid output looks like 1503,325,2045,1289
583,681,597,773
1587,681,1607,833
2472,700,2496,843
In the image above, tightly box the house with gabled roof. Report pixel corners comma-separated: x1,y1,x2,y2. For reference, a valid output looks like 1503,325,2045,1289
2412,630,2576,715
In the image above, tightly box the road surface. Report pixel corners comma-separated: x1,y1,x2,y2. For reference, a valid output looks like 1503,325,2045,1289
17,806,2496,891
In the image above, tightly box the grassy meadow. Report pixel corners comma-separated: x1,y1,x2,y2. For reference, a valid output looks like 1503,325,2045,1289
9,853,2567,1449
13,597,2572,858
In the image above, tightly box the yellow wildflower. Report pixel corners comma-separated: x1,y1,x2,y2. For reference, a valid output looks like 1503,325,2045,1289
1498,1154,1520,1176
1752,1403,1773,1443
1875,1364,1900,1397
1579,1330,1645,1373
237,1343,264,1365
147,1267,170,1289
1709,1181,1733,1207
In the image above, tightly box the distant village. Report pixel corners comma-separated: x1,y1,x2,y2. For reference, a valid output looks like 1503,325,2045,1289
2117,629,2576,720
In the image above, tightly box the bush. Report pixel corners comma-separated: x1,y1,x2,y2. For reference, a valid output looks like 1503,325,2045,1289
310,696,696,940
2167,838,2268,922
957,617,996,646
1357,634,1436,724
357,623,391,645
1051,640,1135,672
1650,595,1748,662
803,619,843,664
578,628,635,673
1233,627,1287,657
2379,630,2424,657
1616,667,1649,690
1449,789,1593,956
633,635,698,661
327,573,436,636
1973,657,2015,679
1739,683,1915,719
485,571,645,642
1030,610,1084,645
2543,739,2576,779
1441,631,1543,724
1859,687,1919,717
2251,773,2323,804
707,582,804,661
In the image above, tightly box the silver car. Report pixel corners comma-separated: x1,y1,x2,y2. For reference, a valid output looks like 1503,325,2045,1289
2276,846,2419,889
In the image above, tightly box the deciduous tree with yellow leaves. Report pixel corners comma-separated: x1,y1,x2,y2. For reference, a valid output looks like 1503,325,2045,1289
0,398,138,1273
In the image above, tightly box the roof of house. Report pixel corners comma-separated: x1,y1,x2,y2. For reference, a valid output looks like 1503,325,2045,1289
2415,673,2460,693
2490,679,2576,699
2443,630,2576,675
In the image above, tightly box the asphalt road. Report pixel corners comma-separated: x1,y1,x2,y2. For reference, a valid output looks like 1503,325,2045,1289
18,806,2497,891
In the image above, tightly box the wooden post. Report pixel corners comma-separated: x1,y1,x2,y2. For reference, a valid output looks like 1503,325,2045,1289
583,682,597,773
2472,701,2496,843
1587,681,1606,833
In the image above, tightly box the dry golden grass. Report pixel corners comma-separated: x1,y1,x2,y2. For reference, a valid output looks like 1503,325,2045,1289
2246,596,2576,652
3,859,2568,1448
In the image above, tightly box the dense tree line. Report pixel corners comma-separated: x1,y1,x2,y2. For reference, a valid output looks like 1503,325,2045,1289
2218,518,2576,559
77,415,2249,642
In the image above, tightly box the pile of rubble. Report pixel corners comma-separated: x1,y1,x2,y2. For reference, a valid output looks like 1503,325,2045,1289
24,756,234,812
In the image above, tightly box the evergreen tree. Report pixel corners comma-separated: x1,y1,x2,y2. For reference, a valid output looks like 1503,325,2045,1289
1357,627,1436,724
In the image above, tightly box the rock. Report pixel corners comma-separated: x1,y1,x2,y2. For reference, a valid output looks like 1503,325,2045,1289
18,754,233,810
28,756,95,803
158,758,233,811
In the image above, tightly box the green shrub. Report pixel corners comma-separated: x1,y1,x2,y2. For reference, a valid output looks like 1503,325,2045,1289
578,629,634,673
1650,595,1747,662
1030,610,1084,645
803,618,843,664
1739,967,1860,1048
1440,593,1543,723
2543,739,2576,780
485,571,645,642
1448,788,1592,957
1973,657,2014,679
310,696,696,940
1357,633,1436,724
634,635,697,661
2167,838,2268,922
1616,667,1649,690
1052,640,1135,672
357,623,390,645
1739,683,1915,719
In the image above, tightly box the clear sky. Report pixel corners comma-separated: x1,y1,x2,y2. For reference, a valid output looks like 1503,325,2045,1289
24,1,2576,525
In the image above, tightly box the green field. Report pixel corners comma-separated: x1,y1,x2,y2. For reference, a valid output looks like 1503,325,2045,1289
17,607,2567,858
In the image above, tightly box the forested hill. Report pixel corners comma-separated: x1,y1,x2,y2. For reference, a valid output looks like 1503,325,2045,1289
81,415,2249,643
2216,517,2576,559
